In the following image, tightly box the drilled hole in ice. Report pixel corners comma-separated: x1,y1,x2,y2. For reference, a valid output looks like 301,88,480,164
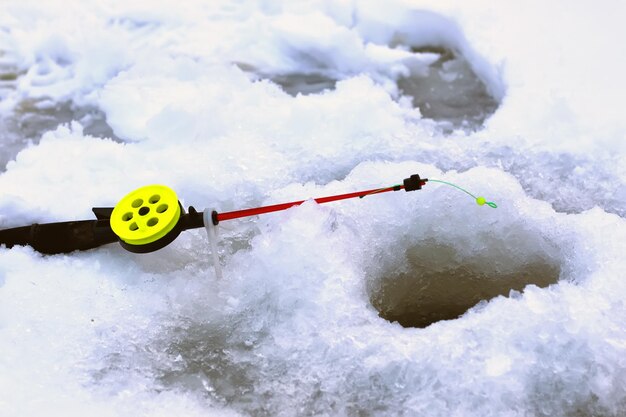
370,240,561,328
397,47,499,133
245,45,498,133
0,98,121,171
0,55,121,171
268,73,337,96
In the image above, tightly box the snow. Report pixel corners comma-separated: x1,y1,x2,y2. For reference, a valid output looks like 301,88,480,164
1,1,626,416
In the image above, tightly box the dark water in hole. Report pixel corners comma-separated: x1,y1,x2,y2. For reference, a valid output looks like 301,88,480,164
0,98,119,170
270,73,337,96
397,47,499,132
371,243,561,328
0,61,119,171
253,46,498,133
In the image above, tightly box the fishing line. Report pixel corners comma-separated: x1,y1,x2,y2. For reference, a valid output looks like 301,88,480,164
429,179,498,208
360,178,497,208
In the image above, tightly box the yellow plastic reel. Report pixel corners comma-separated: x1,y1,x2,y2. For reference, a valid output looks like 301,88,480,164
110,184,181,246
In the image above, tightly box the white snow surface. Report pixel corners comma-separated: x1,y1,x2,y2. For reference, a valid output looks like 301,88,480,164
1,1,626,416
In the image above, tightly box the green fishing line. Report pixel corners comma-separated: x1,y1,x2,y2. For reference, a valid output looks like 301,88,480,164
359,178,497,208
429,179,498,208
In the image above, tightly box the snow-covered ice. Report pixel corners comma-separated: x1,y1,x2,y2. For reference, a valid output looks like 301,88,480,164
1,1,625,416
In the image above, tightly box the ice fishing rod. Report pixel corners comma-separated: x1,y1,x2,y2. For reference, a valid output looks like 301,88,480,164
0,174,496,255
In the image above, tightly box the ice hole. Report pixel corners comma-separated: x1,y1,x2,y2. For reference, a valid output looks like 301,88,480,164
369,239,561,328
397,47,499,132
269,73,337,96
0,55,121,170
251,45,498,133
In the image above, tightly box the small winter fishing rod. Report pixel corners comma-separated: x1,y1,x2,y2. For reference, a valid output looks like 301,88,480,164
0,174,496,255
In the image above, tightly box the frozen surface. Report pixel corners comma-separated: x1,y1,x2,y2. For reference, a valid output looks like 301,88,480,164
1,1,626,416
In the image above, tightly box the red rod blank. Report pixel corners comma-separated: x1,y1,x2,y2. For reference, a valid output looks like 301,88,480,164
215,185,404,223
